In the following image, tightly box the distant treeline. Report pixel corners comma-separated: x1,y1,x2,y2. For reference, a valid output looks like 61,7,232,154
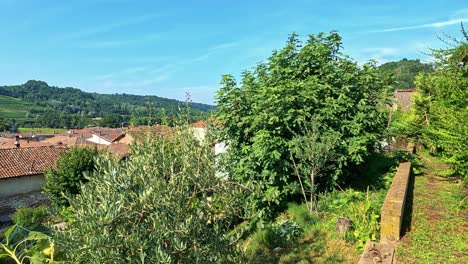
0,80,214,130
378,58,434,90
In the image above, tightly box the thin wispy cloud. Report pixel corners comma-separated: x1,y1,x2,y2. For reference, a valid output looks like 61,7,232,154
187,41,239,63
452,8,468,18
370,18,468,33
355,47,400,65
99,75,169,90
57,13,160,41
81,33,161,48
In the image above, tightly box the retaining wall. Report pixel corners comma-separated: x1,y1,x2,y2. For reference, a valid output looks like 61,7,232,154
380,161,412,242
360,143,415,263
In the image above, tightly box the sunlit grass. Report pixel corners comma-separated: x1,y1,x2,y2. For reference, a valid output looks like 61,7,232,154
395,152,467,263
18,127,67,133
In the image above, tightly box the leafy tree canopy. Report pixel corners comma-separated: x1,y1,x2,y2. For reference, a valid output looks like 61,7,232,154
216,31,389,222
43,146,100,208
414,25,468,177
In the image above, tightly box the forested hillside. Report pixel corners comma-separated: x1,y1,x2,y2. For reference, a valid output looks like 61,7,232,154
0,80,213,130
378,58,434,90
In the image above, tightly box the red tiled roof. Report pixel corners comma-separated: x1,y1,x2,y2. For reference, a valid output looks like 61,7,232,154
41,136,78,147
85,143,129,158
127,125,174,140
192,120,208,128
95,132,124,143
107,143,130,158
0,138,53,149
192,118,222,129
0,146,66,179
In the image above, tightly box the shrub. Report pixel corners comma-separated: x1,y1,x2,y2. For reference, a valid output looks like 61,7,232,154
11,206,48,229
286,203,318,228
57,126,245,263
43,146,99,208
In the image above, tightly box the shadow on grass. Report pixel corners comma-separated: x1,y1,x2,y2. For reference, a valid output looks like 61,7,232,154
349,152,399,192
400,169,417,238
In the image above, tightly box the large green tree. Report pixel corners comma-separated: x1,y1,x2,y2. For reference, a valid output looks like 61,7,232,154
414,25,468,177
43,146,100,208
58,127,245,263
216,32,388,221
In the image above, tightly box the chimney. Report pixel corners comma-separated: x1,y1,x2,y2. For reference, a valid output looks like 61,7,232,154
14,134,20,148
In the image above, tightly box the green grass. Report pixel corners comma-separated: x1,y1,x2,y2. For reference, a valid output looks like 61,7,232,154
18,127,67,133
243,152,401,263
395,151,468,263
0,95,45,119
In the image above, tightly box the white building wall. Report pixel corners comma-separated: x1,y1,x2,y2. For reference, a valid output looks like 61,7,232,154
86,134,111,145
0,174,45,198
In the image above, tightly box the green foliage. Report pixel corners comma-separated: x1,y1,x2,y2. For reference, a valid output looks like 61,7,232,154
216,31,389,221
245,220,302,263
285,203,318,228
255,220,302,250
57,126,244,263
412,26,468,178
319,189,385,251
388,107,422,141
290,121,339,213
11,206,48,230
378,58,434,90
0,225,56,264
43,146,100,208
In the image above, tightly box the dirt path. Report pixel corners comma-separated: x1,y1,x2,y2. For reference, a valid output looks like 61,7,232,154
0,191,49,223
395,152,467,263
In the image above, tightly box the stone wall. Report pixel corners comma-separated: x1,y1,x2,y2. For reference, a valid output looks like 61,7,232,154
380,161,412,242
360,143,415,262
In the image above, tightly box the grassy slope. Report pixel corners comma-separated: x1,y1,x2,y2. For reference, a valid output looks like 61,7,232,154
395,151,467,263
244,153,399,264
0,95,44,119
18,127,67,133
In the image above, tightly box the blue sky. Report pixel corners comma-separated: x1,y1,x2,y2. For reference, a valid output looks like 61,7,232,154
1,0,467,104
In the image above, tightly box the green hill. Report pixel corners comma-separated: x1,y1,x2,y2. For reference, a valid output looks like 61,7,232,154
0,95,46,119
0,80,214,129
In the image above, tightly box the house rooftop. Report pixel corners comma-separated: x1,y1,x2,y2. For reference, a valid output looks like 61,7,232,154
0,146,66,179
393,89,416,110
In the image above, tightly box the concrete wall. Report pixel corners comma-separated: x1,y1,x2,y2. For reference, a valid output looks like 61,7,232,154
0,174,45,198
380,162,412,242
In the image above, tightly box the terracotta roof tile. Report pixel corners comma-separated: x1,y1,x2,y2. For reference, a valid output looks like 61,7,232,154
41,136,78,147
192,120,208,128
96,131,124,143
0,146,66,179
0,138,53,149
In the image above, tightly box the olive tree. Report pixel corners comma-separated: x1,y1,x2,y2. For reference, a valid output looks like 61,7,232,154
58,127,245,263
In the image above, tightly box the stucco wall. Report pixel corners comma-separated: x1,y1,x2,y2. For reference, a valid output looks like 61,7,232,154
86,134,111,145
0,174,45,198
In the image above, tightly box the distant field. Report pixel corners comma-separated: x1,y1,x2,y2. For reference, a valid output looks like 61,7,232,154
0,95,45,119
18,127,67,133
